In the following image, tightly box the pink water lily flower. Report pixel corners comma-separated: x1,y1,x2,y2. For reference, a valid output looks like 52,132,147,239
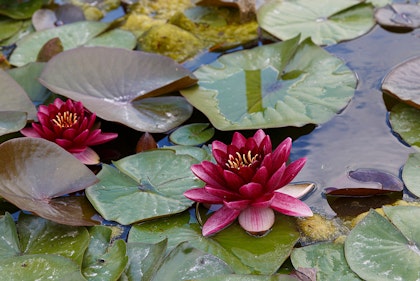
20,98,117,165
184,129,313,236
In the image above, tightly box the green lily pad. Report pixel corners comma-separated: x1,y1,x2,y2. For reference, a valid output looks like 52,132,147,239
191,275,299,281
39,46,197,133
345,209,420,281
0,69,37,120
383,205,420,244
7,62,50,105
85,28,136,49
128,210,300,275
402,153,420,197
0,111,27,136
8,21,117,67
389,102,420,147
82,226,128,280
257,0,375,46
0,18,23,41
0,0,44,20
86,149,202,225
180,36,357,130
0,213,89,280
169,123,215,145
0,138,100,226
291,242,361,281
382,56,420,108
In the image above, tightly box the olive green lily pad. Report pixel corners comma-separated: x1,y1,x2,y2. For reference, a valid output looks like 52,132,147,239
85,28,136,49
0,69,37,120
8,21,132,67
169,123,215,145
128,210,300,275
257,0,375,46
0,138,100,226
345,209,420,281
382,56,420,108
180,36,357,130
0,18,23,41
39,46,196,133
0,0,44,20
389,102,420,148
291,242,361,281
402,153,420,197
82,226,128,280
85,149,203,225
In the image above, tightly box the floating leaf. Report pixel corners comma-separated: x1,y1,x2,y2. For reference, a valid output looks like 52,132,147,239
375,4,420,31
0,18,23,41
402,153,420,197
9,21,113,67
36,37,64,62
0,138,99,226
181,36,357,130
39,46,197,132
85,28,136,50
136,132,157,153
32,9,57,31
257,0,375,45
82,226,128,280
128,210,300,275
0,0,44,19
0,111,27,136
382,56,420,108
291,242,361,281
345,209,420,281
169,123,215,145
86,149,202,225
0,69,37,120
389,102,420,147
383,205,420,244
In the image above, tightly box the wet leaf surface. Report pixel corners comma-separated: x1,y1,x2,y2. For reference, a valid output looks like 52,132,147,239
402,152,420,197
375,3,420,31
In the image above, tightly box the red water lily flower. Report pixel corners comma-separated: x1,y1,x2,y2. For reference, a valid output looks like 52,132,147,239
184,129,313,236
20,98,117,165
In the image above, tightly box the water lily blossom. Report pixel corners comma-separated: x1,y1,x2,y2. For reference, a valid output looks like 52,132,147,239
184,129,313,236
20,98,117,165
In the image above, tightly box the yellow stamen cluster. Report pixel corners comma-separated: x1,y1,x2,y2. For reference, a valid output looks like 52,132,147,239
52,111,78,128
226,151,259,170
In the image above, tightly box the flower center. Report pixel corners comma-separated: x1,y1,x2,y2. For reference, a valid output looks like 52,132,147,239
226,151,259,170
52,111,78,128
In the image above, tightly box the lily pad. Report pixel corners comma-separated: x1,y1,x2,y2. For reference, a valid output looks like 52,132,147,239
128,210,300,275
0,111,27,136
0,138,100,226
0,18,23,41
291,242,361,281
382,56,420,109
180,36,357,130
82,226,128,280
39,46,197,132
402,153,420,197
257,0,375,46
375,4,420,31
0,69,37,120
389,102,420,147
85,28,136,50
169,123,215,145
85,149,202,225
9,21,127,67
345,209,420,281
0,0,44,20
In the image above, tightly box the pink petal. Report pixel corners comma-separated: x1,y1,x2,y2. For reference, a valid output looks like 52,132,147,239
202,205,240,236
52,98,65,108
191,162,225,189
251,193,274,208
272,137,292,168
72,129,90,143
231,132,247,147
212,148,227,166
239,182,263,198
72,147,100,165
259,135,272,156
184,188,223,204
238,206,275,234
224,199,251,210
251,166,269,185
270,192,313,217
205,186,241,201
223,169,245,191
20,127,41,138
37,104,50,115
236,166,255,182
266,163,286,192
276,158,306,188
36,124,56,140
55,138,73,148
37,112,50,125
252,129,267,146
62,128,79,140
85,131,118,146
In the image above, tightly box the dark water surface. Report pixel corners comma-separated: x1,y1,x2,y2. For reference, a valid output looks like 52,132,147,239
291,26,420,215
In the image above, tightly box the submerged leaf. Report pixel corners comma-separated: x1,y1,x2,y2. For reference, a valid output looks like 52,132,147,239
375,4,420,31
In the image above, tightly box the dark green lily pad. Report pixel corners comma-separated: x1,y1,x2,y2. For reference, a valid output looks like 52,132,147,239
382,56,420,109
86,149,202,225
0,138,100,226
82,226,128,280
0,0,44,20
9,21,126,67
0,69,37,120
375,4,420,31
0,18,23,41
389,102,420,147
345,208,420,281
180,36,357,130
291,242,361,281
169,123,215,145
39,46,197,133
257,0,375,45
402,153,420,197
128,210,300,275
